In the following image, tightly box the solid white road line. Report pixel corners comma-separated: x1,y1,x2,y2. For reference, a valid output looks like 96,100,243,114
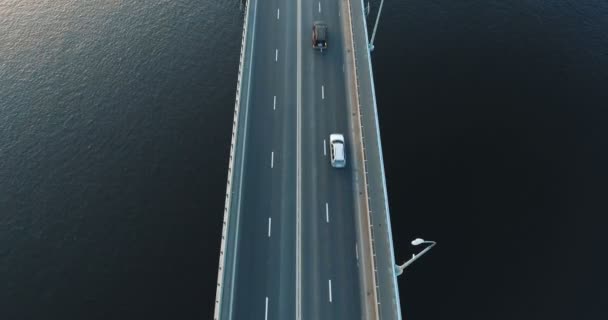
271,151,274,168
356,243,359,260
323,139,326,156
321,85,325,100
273,95,276,110
319,2,321,12
328,280,333,303
296,0,302,315
268,217,272,237
275,49,278,62
325,202,329,223
277,8,280,20
265,297,269,320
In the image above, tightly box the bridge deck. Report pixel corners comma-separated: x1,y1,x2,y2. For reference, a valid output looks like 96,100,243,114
215,0,401,318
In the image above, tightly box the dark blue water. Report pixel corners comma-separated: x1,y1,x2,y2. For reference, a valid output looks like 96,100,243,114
371,0,608,319
0,0,606,319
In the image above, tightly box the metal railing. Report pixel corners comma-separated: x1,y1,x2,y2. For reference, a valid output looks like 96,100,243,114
347,0,403,318
213,0,254,318
343,0,382,314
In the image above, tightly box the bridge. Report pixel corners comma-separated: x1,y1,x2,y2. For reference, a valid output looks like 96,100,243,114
214,0,405,318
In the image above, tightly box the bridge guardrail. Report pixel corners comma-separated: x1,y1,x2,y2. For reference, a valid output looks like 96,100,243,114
341,0,381,317
214,0,256,318
345,0,403,318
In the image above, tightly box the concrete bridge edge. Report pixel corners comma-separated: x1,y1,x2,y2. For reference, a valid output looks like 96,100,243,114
213,0,257,318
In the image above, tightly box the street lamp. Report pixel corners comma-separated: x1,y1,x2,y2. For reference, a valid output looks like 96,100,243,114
368,0,386,52
395,238,436,276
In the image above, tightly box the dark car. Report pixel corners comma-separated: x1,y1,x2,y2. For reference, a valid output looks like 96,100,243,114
312,21,328,50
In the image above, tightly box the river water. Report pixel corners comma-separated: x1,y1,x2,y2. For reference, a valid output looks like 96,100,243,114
1,0,606,319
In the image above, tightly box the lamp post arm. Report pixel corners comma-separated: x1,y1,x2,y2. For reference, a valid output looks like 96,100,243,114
369,0,385,51
395,242,436,276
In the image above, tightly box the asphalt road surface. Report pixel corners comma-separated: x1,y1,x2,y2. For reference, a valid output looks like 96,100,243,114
230,0,362,318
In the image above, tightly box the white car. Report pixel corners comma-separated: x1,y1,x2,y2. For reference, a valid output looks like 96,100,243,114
329,133,346,168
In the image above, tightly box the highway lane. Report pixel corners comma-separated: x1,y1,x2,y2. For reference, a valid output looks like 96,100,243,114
321,0,362,317
301,0,362,319
231,0,297,318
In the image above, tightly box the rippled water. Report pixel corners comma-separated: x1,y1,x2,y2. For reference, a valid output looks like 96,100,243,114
1,0,242,318
1,0,606,318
